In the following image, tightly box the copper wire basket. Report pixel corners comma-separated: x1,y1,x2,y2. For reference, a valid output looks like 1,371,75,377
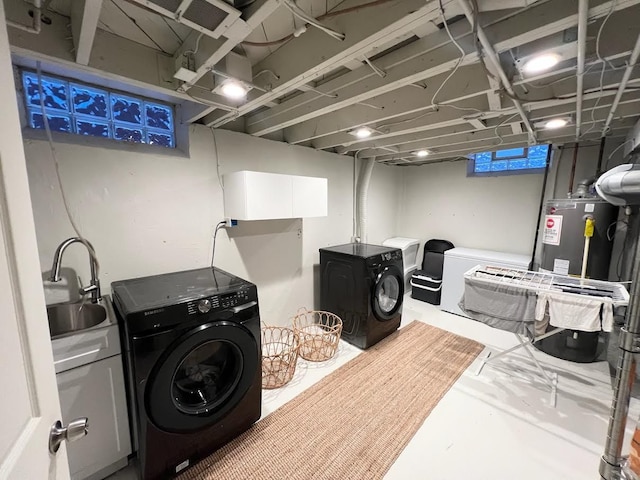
292,309,342,362
261,326,299,389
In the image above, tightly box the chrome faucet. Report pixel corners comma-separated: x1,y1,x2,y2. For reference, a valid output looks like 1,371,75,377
50,237,101,303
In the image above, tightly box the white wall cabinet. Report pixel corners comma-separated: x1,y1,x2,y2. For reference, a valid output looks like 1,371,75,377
223,171,328,220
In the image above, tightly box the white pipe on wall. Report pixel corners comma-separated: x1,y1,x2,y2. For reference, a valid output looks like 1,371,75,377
356,158,375,243
575,0,588,139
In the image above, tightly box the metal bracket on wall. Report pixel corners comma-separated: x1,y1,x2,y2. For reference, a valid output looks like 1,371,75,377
619,327,640,353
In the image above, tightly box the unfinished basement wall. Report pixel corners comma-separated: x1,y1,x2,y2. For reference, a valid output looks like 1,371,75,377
24,126,360,326
395,160,544,256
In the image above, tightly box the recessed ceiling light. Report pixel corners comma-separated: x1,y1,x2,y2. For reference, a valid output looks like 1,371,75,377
349,127,374,139
412,150,430,157
545,118,569,129
522,53,561,74
220,80,248,100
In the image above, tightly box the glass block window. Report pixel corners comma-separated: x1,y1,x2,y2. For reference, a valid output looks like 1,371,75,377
470,144,550,175
21,70,175,148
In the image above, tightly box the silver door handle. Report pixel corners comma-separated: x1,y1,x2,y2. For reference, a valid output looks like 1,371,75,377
49,417,89,454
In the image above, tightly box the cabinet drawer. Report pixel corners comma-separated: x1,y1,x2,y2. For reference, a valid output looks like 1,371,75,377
52,324,121,373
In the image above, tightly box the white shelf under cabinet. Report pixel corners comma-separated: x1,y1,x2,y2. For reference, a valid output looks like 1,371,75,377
223,171,327,220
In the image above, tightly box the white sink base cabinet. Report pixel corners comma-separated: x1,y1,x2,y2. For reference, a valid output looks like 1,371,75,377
52,316,131,480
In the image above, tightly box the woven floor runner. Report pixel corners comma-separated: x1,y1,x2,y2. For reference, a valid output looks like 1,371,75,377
180,320,483,480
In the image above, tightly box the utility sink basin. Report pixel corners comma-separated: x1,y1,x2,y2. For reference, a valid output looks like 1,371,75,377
47,302,107,338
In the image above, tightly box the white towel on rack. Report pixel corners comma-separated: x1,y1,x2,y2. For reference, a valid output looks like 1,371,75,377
535,292,613,332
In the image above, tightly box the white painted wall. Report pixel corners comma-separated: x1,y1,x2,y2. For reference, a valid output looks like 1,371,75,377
396,160,544,255
24,126,362,326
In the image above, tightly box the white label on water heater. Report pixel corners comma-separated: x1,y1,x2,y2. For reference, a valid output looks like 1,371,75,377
585,203,595,213
553,258,570,275
543,215,563,246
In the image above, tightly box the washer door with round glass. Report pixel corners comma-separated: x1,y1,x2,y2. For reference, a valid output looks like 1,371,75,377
145,321,258,433
372,266,404,321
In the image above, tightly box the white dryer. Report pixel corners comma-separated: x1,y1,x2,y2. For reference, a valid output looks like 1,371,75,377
440,248,530,317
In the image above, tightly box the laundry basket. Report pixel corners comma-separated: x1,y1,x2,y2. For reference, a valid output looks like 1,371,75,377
261,326,299,389
292,309,342,362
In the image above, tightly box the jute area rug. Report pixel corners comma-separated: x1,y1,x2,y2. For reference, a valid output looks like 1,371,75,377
180,321,483,480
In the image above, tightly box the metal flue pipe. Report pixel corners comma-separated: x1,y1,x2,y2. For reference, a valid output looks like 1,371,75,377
600,233,640,478
575,0,589,139
598,164,640,479
456,0,536,143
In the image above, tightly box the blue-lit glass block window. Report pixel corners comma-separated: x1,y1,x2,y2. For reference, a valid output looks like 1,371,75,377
21,70,175,148
28,110,72,133
470,144,550,175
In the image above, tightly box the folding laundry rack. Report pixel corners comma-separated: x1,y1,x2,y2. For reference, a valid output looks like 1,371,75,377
464,265,629,407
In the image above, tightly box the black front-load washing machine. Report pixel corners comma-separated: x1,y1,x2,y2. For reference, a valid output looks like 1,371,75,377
320,243,404,349
112,267,261,480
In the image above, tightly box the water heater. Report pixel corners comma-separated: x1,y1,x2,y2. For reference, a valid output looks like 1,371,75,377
540,198,617,280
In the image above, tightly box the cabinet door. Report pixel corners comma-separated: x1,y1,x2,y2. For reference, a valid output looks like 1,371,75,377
245,172,293,220
57,355,132,479
293,176,328,217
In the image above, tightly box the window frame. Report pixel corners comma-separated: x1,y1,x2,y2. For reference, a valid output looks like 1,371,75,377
18,68,178,151
467,144,552,177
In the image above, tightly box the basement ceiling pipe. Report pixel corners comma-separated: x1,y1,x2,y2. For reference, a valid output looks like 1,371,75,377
456,0,536,143
356,157,376,243
596,136,606,176
575,0,588,139
602,32,640,136
569,142,579,196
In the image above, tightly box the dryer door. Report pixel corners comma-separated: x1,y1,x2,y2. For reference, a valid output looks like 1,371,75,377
144,320,259,433
372,265,404,321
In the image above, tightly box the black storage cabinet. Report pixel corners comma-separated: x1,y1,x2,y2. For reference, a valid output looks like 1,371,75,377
411,239,455,305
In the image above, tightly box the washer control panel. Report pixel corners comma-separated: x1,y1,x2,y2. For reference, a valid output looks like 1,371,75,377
187,288,252,315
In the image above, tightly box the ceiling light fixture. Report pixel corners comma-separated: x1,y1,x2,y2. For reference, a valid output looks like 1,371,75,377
349,127,374,139
220,80,248,100
412,150,430,157
522,53,561,74
544,117,569,129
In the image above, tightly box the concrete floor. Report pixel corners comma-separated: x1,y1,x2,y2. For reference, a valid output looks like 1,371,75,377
111,294,640,480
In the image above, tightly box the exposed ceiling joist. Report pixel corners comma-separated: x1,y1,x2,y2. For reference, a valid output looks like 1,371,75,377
360,93,640,158
315,64,640,151
376,118,637,165
177,0,281,91
511,122,524,134
243,0,639,138
338,85,640,155
285,40,635,146
7,5,198,105
205,0,455,127
70,0,103,66
455,0,535,141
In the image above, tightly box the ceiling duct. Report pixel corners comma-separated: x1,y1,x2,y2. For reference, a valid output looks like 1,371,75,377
125,0,241,39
